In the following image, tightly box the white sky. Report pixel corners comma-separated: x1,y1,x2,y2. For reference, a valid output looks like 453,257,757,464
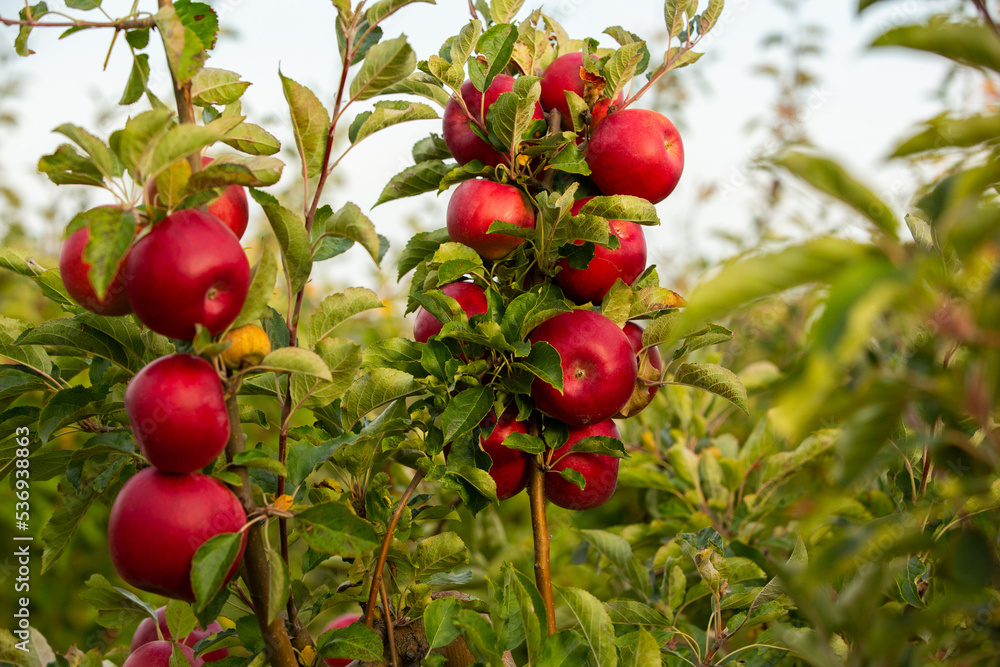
0,0,953,293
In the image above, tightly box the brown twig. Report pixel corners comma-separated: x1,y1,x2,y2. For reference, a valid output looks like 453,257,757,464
364,470,426,627
972,0,1000,39
0,13,155,29
224,395,301,667
155,0,199,174
528,457,556,636
380,577,399,667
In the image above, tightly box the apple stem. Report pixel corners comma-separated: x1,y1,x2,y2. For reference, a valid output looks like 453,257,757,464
364,469,426,629
380,577,400,667
528,456,557,636
223,394,305,667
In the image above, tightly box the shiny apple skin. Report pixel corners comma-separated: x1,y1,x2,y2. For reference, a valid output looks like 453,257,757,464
59,226,133,316
123,640,204,667
446,180,535,260
539,51,624,129
130,607,228,663
545,419,621,510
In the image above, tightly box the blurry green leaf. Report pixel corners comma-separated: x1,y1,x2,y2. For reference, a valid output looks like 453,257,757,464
324,202,382,265
415,532,469,574
260,347,332,381
38,144,105,188
296,502,379,556
424,597,462,649
15,3,49,56
893,113,1000,157
774,149,899,239
557,587,617,667
310,288,384,345
317,620,383,662
873,20,1000,73
249,189,313,293
41,484,96,573
579,530,650,599
79,574,158,629
231,245,278,329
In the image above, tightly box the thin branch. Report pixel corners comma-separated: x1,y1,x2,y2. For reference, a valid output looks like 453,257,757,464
380,577,399,667
528,456,557,637
364,470,426,627
0,14,156,29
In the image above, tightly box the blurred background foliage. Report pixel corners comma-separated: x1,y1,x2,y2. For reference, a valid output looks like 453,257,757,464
2,0,1000,665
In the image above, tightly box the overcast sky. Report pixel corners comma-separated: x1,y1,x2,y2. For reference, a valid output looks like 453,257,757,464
0,0,954,293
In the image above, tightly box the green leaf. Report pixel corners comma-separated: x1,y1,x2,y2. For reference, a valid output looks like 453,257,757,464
557,587,617,667
68,207,134,301
190,533,242,612
280,72,331,180
120,53,151,105
578,195,659,225
454,610,502,666
603,42,646,102
154,3,210,84
486,76,541,153
673,363,748,414
148,122,225,181
375,160,452,206
470,23,518,91
260,347,332,381
367,0,436,24
79,573,158,629
606,600,672,626
290,336,363,408
265,547,290,625
424,596,462,649
296,501,379,556
872,20,1000,73
664,0,686,42
191,68,251,106
232,449,289,477
442,386,494,445
249,189,313,293
452,18,483,66
230,245,278,329
317,622,384,662
773,149,900,239
54,124,122,180
15,3,49,57
377,73,452,107
700,0,725,35
222,122,282,156
892,112,1000,157
174,1,218,49
18,317,142,374
350,100,439,144
500,289,571,342
342,368,420,428
500,432,545,455
110,109,174,178
514,341,563,392
579,530,650,598
164,600,197,647
632,628,660,666
324,202,382,265
310,287,384,345
350,35,417,101
37,144,105,188
490,0,525,23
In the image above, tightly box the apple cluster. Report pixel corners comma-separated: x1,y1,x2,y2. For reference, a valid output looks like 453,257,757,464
414,51,676,511
122,606,229,667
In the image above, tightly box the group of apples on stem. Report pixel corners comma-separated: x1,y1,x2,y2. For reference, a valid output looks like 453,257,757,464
417,50,678,511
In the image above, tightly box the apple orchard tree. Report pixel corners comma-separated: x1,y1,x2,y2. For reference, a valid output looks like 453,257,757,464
5,0,1000,666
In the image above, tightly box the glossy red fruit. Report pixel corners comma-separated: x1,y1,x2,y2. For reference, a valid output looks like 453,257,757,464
545,419,621,510
108,468,247,602
124,354,229,474
554,196,647,304
125,209,250,339
124,640,203,667
528,309,637,426
479,407,531,500
130,607,228,663
59,226,132,316
539,52,624,129
413,282,489,343
147,157,249,239
447,180,535,260
321,613,362,667
587,108,684,204
442,76,544,167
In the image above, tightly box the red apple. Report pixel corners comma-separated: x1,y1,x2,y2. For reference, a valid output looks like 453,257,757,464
59,225,132,316
125,209,250,339
130,607,228,663
321,613,362,667
554,196,647,304
108,468,247,602
528,309,638,426
124,640,203,667
539,52,624,129
586,108,684,204
442,76,544,167
413,281,489,343
147,157,249,239
124,354,229,474
545,419,621,510
479,407,531,500
447,180,535,260
615,321,664,418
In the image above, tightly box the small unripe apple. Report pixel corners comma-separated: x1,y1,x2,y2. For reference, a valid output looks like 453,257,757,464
587,108,684,204
124,354,229,473
447,180,535,260
413,281,488,343
528,309,637,426
125,209,250,339
124,640,203,667
615,321,664,418
555,196,647,304
442,76,544,167
539,52,624,130
108,468,247,602
147,157,249,239
220,324,271,369
130,607,228,663
321,613,362,667
59,225,132,316
545,419,621,510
